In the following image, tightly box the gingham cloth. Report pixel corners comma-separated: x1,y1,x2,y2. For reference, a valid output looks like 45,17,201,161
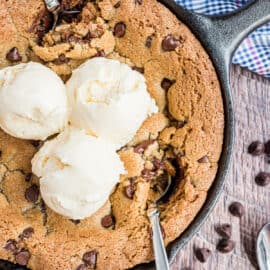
175,0,270,77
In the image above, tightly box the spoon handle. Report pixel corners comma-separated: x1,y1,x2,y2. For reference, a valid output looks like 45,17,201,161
44,0,60,11
148,208,170,270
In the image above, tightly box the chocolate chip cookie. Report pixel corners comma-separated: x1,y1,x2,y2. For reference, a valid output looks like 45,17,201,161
0,0,224,269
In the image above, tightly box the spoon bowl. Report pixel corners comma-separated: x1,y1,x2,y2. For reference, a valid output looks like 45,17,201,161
256,222,270,270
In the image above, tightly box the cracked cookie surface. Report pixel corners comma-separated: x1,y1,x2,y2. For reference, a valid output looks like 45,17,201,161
0,0,224,269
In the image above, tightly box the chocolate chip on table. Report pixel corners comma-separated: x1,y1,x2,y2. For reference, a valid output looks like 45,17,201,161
265,140,270,155
195,247,211,263
198,155,209,163
101,214,114,228
52,54,70,65
4,239,18,253
19,227,34,240
162,35,180,52
15,250,31,266
161,78,176,91
25,184,39,203
229,202,244,218
216,238,235,253
133,140,154,154
248,141,265,156
76,264,88,270
124,183,136,199
82,250,98,267
114,1,121,8
113,22,126,38
255,172,270,186
25,173,33,182
215,224,232,239
132,66,144,74
145,34,154,48
6,47,22,62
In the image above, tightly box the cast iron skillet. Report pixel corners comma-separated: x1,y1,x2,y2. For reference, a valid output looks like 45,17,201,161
0,1,270,270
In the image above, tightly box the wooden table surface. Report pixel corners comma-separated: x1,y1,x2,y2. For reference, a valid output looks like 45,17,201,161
171,65,270,270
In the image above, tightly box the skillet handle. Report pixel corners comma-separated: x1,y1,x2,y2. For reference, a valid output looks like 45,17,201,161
166,0,270,62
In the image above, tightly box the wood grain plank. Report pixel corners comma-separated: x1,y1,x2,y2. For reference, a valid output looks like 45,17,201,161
171,65,270,270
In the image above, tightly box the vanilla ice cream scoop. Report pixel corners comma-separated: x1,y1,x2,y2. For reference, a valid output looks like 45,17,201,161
0,62,68,140
32,127,125,219
66,58,158,149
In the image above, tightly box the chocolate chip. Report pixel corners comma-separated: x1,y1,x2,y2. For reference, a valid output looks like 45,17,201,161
265,140,270,155
229,202,244,218
53,54,70,65
162,35,179,51
114,1,121,8
4,239,18,253
132,66,144,74
96,50,105,57
25,173,33,182
70,219,81,225
215,224,232,239
25,185,39,203
153,158,165,170
101,214,114,228
141,168,156,180
216,239,235,253
135,0,142,4
134,140,154,154
6,47,22,62
145,35,154,48
15,250,31,266
19,227,34,240
195,247,211,263
161,78,175,91
255,172,270,186
82,250,98,267
0,150,2,157
76,264,88,270
248,141,265,156
114,22,126,38
124,183,136,199
198,155,209,163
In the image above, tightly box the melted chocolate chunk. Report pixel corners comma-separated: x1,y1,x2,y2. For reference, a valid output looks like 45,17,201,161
114,22,126,38
19,227,34,240
133,140,154,154
132,66,144,74
4,239,18,254
101,214,114,228
141,168,156,180
162,35,180,51
25,173,33,182
82,250,98,267
124,182,136,199
114,1,121,8
198,155,209,163
76,264,88,270
53,54,70,65
25,184,39,203
6,47,22,62
15,250,31,266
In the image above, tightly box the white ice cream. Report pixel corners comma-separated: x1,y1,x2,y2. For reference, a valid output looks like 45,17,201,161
66,58,158,149
32,127,125,219
0,62,68,140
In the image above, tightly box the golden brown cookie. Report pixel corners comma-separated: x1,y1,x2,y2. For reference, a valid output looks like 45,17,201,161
0,0,224,269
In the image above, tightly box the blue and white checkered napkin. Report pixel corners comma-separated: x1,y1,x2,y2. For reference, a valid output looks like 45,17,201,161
175,0,270,77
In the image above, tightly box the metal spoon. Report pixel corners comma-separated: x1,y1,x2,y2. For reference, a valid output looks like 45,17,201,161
147,175,172,270
257,223,270,270
43,0,80,30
